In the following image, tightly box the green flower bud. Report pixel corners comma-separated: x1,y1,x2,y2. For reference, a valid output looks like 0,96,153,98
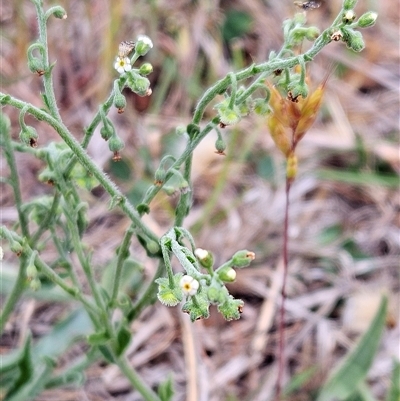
135,35,153,56
182,292,210,321
11,241,23,256
139,62,153,76
175,125,186,136
30,278,41,291
126,72,151,96
217,266,237,283
154,166,166,185
343,0,358,10
231,250,255,268
305,26,320,41
342,27,365,52
357,12,378,28
19,126,39,147
146,239,161,255
100,125,113,141
50,6,67,19
179,179,190,194
215,101,241,126
113,91,126,113
108,135,125,153
163,186,177,196
342,10,356,24
207,286,225,304
217,296,244,321
26,261,38,281
194,248,214,269
254,98,271,115
28,57,45,76
215,137,226,155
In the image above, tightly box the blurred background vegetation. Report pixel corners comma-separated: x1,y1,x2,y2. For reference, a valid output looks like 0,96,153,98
1,0,399,400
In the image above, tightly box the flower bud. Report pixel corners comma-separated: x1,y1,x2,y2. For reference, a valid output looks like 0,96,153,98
305,26,320,41
126,72,151,96
357,12,378,28
254,98,270,115
342,28,365,52
113,91,126,113
100,119,115,141
342,10,356,24
215,137,226,155
135,35,153,56
28,57,45,76
30,278,41,291
215,101,241,126
50,6,67,19
217,266,237,283
139,62,153,76
231,250,255,268
217,297,244,321
108,135,125,153
19,126,38,147
195,248,214,269
343,0,358,10
26,261,38,281
11,241,23,256
154,167,166,185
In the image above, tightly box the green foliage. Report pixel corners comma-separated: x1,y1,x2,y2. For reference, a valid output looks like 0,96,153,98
317,296,388,401
0,0,382,400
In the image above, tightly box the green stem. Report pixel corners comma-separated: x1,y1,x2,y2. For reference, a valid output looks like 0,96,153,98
31,0,62,121
0,255,28,334
31,191,61,245
110,225,135,306
127,261,164,322
116,354,162,401
1,119,30,238
0,95,159,245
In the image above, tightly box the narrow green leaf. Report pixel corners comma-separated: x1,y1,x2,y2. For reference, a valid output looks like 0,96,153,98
317,296,388,401
115,324,132,357
316,169,399,189
33,308,93,359
157,374,174,401
283,366,317,396
4,358,54,401
386,359,400,401
4,334,33,398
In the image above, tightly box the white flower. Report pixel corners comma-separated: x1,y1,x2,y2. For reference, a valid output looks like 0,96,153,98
114,56,132,74
194,248,209,260
179,275,199,296
135,35,153,56
137,35,153,49
0,246,3,260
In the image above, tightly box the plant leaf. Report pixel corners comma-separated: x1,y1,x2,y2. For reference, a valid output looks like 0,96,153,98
316,296,387,401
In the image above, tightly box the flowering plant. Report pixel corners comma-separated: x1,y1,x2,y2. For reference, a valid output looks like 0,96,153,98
0,1,382,400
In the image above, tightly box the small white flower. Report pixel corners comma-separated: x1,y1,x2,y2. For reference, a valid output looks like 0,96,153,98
114,56,132,74
179,275,199,296
137,35,153,49
194,248,209,260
